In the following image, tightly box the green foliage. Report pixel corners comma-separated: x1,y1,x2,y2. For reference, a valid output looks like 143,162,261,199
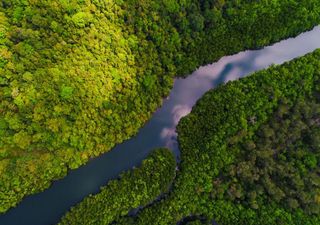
12,7,23,23
60,85,74,100
211,99,320,215
122,50,320,224
58,148,176,225
1,0,320,213
71,12,92,28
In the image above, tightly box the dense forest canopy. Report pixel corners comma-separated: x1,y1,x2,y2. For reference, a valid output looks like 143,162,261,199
1,0,320,213
211,99,320,215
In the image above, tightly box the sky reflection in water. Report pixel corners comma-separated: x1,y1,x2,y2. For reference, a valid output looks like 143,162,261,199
161,26,320,148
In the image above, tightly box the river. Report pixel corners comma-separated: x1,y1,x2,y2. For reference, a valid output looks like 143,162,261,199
1,26,320,225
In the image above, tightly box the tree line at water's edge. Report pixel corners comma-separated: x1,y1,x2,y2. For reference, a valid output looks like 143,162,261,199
1,0,320,213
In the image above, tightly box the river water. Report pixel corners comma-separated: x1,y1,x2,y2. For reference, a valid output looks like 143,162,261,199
1,26,320,225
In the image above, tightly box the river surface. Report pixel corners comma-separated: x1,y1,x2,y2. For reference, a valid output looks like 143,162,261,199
1,26,320,225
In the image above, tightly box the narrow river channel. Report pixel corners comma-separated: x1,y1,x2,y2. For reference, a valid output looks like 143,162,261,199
1,26,320,225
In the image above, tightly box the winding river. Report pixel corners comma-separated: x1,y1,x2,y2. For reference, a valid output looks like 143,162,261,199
1,26,320,225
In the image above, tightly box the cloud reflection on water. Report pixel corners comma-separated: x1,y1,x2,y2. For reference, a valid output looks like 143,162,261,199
160,26,320,148
160,51,260,147
160,104,191,148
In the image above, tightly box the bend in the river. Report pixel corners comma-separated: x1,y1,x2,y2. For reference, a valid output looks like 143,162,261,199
1,26,320,225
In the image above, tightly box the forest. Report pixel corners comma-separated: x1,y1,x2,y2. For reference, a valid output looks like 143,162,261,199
58,50,320,224
1,0,320,213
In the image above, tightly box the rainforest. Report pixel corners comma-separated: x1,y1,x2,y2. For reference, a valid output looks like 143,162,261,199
0,0,320,224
